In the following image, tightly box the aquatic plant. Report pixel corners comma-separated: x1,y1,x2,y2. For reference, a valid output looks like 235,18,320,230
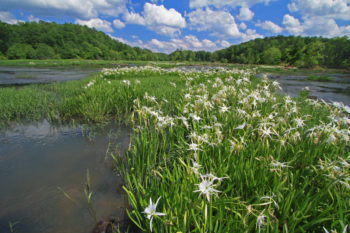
111,66,349,232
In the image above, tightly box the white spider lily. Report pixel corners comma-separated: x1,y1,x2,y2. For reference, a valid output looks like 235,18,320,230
256,209,267,233
194,176,221,202
234,123,245,130
188,142,202,152
271,160,292,169
219,104,230,113
143,197,165,232
191,159,202,175
323,224,348,233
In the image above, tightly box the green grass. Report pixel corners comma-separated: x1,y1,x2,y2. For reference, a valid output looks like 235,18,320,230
307,75,333,82
15,73,36,79
0,66,349,232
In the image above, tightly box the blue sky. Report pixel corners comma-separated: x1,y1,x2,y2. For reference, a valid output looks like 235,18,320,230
1,0,350,53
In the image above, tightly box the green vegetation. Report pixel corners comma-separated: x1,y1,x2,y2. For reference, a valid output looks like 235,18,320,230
307,75,333,82
0,21,166,61
1,21,350,69
1,67,348,232
15,73,36,79
211,36,350,69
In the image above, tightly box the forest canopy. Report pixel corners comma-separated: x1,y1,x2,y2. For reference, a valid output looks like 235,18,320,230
0,21,349,68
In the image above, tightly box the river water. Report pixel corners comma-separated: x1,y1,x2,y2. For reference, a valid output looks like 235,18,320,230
0,121,131,233
257,73,350,105
0,66,101,85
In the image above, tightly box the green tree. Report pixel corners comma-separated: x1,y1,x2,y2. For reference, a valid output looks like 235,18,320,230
6,43,35,59
35,43,55,59
304,41,324,68
263,47,282,65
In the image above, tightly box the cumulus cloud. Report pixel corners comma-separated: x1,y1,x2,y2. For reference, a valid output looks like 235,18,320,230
220,40,231,47
283,14,350,37
123,3,186,37
187,8,240,38
241,29,263,42
256,20,282,33
0,0,127,19
283,14,303,34
0,11,23,24
113,19,125,29
239,22,247,30
76,18,114,33
123,11,145,25
28,14,39,22
189,0,276,9
288,0,350,20
111,34,222,53
237,7,254,21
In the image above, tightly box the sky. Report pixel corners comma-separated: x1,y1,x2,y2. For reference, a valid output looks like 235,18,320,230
0,0,350,54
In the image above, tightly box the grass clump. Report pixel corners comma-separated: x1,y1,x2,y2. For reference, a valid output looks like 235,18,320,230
109,67,349,232
307,75,333,82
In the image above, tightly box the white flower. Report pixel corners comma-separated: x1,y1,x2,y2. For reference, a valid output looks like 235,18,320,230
260,126,275,139
219,104,230,113
256,209,267,233
143,197,165,232
194,176,221,202
271,160,292,169
122,80,131,86
188,142,202,152
332,101,344,109
234,123,245,130
343,105,350,114
323,224,348,233
191,159,202,175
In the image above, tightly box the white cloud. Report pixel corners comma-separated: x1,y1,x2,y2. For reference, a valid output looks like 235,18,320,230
282,14,303,34
283,14,350,37
113,19,125,29
0,0,127,19
123,3,186,37
187,8,241,38
237,7,254,21
123,11,145,25
220,40,231,47
0,11,23,24
76,18,113,33
241,29,263,42
239,22,247,30
111,35,221,53
256,20,282,34
189,0,276,9
288,0,350,20
28,14,39,22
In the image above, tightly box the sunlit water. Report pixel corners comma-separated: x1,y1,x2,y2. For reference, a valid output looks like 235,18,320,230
0,120,130,233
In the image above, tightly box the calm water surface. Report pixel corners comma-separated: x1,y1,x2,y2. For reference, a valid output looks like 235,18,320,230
258,73,350,105
0,121,130,233
0,66,101,85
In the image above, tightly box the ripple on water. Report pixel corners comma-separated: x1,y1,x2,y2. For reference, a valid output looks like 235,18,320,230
0,120,131,233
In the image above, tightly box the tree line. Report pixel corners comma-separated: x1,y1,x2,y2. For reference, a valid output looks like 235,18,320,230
0,21,349,68
0,21,166,61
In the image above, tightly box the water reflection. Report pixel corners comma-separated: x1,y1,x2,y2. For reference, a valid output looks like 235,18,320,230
257,73,350,105
0,120,130,233
0,66,101,85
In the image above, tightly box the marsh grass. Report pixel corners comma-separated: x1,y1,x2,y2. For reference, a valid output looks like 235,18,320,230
15,73,36,79
307,75,333,82
110,67,349,232
0,66,349,232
